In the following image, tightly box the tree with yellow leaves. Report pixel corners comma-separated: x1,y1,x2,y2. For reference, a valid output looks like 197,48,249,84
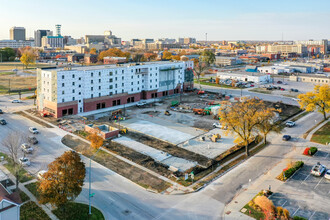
220,98,278,156
298,84,330,120
19,47,37,68
90,48,97,55
256,105,281,145
38,151,85,209
162,50,172,60
87,129,104,149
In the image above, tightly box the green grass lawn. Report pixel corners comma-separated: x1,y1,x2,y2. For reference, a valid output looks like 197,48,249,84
0,72,15,75
20,201,51,220
0,152,34,183
53,202,105,220
194,79,239,89
311,121,330,145
242,204,265,220
25,182,40,200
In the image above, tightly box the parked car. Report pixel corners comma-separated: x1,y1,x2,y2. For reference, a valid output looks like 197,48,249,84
213,122,221,128
0,109,3,114
292,98,300,101
277,81,282,84
19,157,31,166
325,170,330,180
280,88,285,91
266,87,273,90
290,88,299,92
0,118,6,125
28,136,38,144
37,170,47,180
21,143,34,154
282,135,291,141
11,99,22,103
285,121,295,127
29,127,39,134
311,163,326,176
136,101,147,107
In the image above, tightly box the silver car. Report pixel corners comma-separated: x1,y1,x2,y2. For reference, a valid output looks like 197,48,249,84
21,143,34,154
324,170,330,180
29,127,39,134
311,164,326,176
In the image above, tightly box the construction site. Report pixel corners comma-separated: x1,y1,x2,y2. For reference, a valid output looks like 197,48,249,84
25,89,302,192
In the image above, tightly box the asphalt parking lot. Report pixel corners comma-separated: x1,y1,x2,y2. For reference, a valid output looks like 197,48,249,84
270,148,330,219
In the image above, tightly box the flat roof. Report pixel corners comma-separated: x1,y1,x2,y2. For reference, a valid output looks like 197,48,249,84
217,71,268,77
42,61,187,72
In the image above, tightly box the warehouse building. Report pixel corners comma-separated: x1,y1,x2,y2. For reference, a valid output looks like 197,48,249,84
37,61,194,117
216,71,271,83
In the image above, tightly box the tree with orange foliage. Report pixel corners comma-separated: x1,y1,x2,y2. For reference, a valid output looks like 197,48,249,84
98,48,131,61
254,195,275,219
38,151,85,209
87,129,104,149
90,48,97,55
144,53,157,61
162,50,172,60
171,55,181,61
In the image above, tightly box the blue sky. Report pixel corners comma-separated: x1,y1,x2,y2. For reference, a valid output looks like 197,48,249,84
0,0,329,41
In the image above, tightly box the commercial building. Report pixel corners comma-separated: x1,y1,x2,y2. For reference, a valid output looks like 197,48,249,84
256,44,307,57
289,74,330,84
85,30,121,47
217,71,271,83
42,36,64,48
294,39,328,54
34,30,53,47
215,56,242,67
0,40,34,48
9,27,25,41
258,63,315,74
37,61,194,117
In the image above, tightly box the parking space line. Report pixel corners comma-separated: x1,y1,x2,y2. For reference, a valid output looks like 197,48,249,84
281,200,287,207
308,211,316,220
324,153,329,159
314,177,323,189
301,173,311,184
292,207,300,216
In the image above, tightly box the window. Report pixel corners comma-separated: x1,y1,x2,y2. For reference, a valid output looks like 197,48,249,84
78,92,81,95
122,83,124,86
122,76,124,80
79,77,81,80
138,87,139,90
109,92,113,96
62,75,64,79
91,72,93,77
79,100,81,103
122,70,124,73
99,93,101,97
142,80,144,83
99,86,101,90
72,74,75,78
91,94,93,98
109,72,113,76
110,78,113,82
99,72,101,76
131,88,133,91
131,76,133,79
115,71,117,74
150,68,152,70
156,67,158,70
131,69,133,72
122,89,124,93
115,84,117,88
78,85,81,88
138,75,140,78
142,85,144,89
150,74,152,77
155,73,157,76
150,80,152,83
91,80,93,84
155,79,157,82
150,85,152,88
72,82,75,86
72,97,75,101
110,85,113,89
99,79,101,83
131,82,133,85
62,83,65,87
91,87,93,91
62,91,65,95
62,98,64,102
115,77,117,81
72,89,75,93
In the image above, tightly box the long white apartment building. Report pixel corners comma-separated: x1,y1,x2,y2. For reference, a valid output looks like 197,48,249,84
37,61,194,117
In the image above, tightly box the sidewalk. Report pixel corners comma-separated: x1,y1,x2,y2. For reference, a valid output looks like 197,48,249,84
306,118,329,141
0,163,59,220
21,110,193,194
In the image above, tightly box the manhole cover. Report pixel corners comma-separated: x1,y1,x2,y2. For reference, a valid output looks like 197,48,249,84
122,210,131,215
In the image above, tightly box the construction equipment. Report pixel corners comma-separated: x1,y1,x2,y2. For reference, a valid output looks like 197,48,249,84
193,108,211,116
171,100,179,107
164,110,171,116
197,90,205,95
120,128,127,134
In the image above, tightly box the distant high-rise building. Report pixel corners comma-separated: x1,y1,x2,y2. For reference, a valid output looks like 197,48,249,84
55,24,62,36
10,27,26,41
34,30,53,47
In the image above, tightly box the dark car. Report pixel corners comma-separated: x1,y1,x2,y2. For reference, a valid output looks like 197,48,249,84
266,87,273,90
277,81,282,84
0,118,7,125
282,135,291,141
0,109,3,114
28,136,38,144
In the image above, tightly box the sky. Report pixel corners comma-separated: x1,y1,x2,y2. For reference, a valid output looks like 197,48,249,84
0,0,329,41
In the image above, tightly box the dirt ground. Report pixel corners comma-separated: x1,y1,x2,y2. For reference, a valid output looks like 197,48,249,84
62,135,171,192
126,130,212,167
0,75,36,92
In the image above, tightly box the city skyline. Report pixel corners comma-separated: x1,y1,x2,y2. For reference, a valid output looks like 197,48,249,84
0,0,329,41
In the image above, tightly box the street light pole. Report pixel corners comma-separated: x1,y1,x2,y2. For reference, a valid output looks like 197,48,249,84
89,147,102,216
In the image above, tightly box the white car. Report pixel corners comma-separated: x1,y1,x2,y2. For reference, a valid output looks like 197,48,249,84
311,163,326,176
136,101,147,107
285,121,295,127
213,122,222,128
19,157,31,166
11,99,22,103
37,170,47,180
29,127,39,134
21,143,34,154
325,170,330,180
292,98,300,101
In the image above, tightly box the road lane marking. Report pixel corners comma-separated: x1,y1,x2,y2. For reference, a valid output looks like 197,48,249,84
314,177,323,189
301,173,311,184
309,211,316,220
292,207,300,216
281,200,287,207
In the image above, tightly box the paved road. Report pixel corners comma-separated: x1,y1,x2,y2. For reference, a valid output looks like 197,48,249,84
0,93,326,219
